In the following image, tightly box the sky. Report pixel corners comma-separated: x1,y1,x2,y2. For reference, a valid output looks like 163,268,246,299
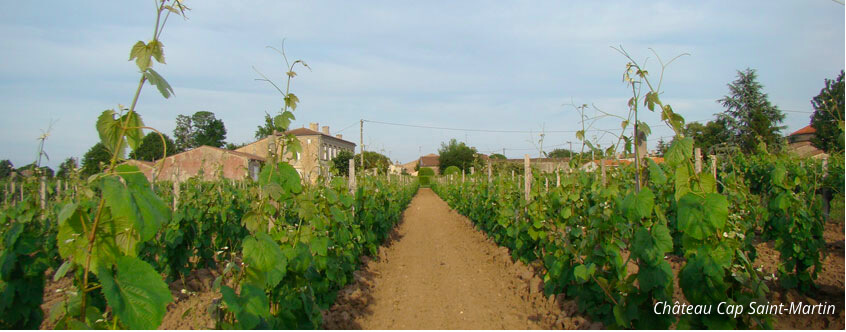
0,1,843,170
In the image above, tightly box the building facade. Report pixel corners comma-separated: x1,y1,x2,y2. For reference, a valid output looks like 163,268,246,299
131,145,264,182
236,123,356,182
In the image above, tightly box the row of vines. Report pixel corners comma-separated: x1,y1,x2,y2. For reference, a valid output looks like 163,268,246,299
434,132,842,330
0,163,417,329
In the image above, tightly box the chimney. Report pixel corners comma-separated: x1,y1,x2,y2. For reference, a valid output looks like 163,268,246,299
335,134,343,139
322,126,330,134
309,122,318,131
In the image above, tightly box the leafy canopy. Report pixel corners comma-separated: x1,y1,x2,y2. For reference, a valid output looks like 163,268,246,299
129,132,177,161
718,68,785,153
81,142,112,178
437,138,477,173
810,70,844,153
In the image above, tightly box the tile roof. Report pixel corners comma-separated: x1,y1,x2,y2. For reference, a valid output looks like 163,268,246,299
789,125,816,136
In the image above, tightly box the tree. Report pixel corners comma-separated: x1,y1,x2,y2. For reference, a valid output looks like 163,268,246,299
489,153,507,160
56,157,78,179
254,112,275,140
331,150,355,176
547,148,573,158
718,68,786,153
354,151,390,174
224,142,244,150
129,132,177,161
192,111,227,148
173,112,228,150
173,114,194,152
655,138,669,156
438,139,477,173
682,119,731,155
0,160,12,179
81,142,112,178
810,70,845,153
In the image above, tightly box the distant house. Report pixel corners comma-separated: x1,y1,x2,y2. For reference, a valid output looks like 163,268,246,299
418,153,440,175
131,145,264,182
787,125,828,159
236,123,356,183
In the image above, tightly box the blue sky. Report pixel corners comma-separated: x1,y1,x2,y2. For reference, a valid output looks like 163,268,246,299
1,1,843,169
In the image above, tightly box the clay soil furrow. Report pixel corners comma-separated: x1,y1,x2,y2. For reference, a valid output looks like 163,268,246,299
323,188,592,330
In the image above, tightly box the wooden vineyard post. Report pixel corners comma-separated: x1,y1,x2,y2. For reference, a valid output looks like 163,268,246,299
600,159,606,186
11,181,16,205
348,159,356,194
511,169,515,181
556,171,560,187
822,158,831,219
39,176,46,211
4,182,9,206
470,166,474,175
545,177,548,191
462,169,465,183
172,177,180,209
524,154,531,202
487,162,492,183
710,155,717,179
56,180,62,200
694,148,702,174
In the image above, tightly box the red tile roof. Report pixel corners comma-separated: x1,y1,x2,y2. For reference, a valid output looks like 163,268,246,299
420,153,440,167
789,125,816,136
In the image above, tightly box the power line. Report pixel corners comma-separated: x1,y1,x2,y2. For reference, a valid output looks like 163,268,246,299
335,120,359,134
362,119,657,134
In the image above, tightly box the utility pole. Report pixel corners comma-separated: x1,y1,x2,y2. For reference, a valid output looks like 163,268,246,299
360,119,364,170
502,148,505,156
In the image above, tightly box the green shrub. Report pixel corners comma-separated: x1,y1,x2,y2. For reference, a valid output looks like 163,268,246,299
443,166,461,176
418,167,434,186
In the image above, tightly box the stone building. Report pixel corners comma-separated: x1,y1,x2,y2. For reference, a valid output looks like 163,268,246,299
418,153,440,175
236,123,356,182
132,145,264,182
787,125,828,159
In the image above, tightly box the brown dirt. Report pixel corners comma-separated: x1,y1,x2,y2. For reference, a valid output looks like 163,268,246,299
323,188,595,330
754,221,845,329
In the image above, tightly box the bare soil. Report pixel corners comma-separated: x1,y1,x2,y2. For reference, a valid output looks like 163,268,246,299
323,188,595,329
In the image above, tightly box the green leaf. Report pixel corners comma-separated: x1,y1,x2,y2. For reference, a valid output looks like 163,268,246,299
664,137,693,167
242,233,287,288
97,109,125,158
576,130,585,142
220,284,269,329
638,261,672,292
128,41,148,70
632,224,672,265
101,170,167,256
634,189,654,220
310,237,329,256
637,121,651,137
284,93,300,111
574,264,589,283
121,112,144,152
57,203,120,271
273,111,295,131
143,68,174,99
703,193,728,232
98,256,172,330
148,40,165,64
53,260,73,282
673,165,690,201
647,159,667,186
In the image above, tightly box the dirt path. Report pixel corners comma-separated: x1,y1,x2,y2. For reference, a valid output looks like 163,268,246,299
324,188,592,330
